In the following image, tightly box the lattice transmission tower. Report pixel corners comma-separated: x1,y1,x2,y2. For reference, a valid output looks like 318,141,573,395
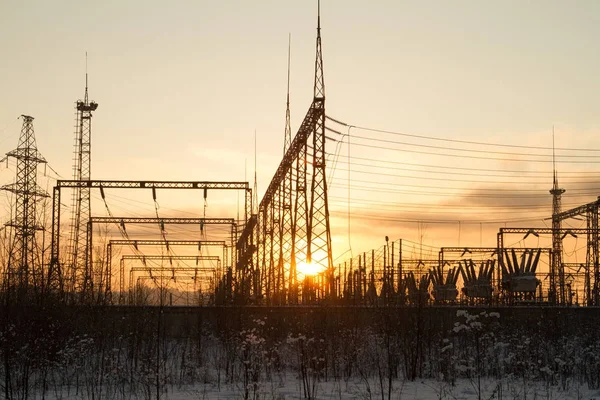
549,130,565,305
236,2,334,304
1,115,49,296
281,34,297,303
307,0,333,294
67,70,98,301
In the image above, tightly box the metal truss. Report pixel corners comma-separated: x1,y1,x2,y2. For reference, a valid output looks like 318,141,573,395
107,240,226,304
90,217,234,225
236,9,332,305
67,76,98,303
48,179,247,301
123,255,220,305
1,116,48,296
307,4,333,301
498,226,599,305
58,179,249,191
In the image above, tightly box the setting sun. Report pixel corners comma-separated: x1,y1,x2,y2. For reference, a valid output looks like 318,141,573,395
296,261,325,277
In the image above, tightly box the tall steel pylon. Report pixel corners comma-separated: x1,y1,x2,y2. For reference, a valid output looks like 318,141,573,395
549,129,565,305
307,0,333,295
68,69,98,301
1,115,49,296
281,34,296,303
236,3,333,304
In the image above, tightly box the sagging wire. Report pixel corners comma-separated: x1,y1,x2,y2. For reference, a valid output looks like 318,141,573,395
325,115,600,153
152,187,181,281
325,126,346,185
327,115,354,258
100,186,166,289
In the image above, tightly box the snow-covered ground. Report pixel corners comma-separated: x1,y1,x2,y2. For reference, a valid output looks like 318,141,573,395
34,376,600,399
5,308,600,399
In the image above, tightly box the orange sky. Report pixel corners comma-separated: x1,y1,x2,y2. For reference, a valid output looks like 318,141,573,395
1,1,600,266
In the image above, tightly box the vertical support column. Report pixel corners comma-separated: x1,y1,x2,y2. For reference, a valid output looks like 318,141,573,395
291,140,308,304
497,231,504,296
84,219,93,303
398,239,403,300
270,191,282,303
590,206,600,306
307,2,333,301
106,242,113,304
391,241,395,298
253,217,261,302
48,185,63,293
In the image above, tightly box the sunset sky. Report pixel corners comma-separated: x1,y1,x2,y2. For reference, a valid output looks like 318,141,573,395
1,0,600,267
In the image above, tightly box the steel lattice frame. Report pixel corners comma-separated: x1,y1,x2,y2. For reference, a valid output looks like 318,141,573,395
236,8,332,305
92,217,234,302
307,5,333,301
498,225,600,305
307,10,333,293
67,79,98,302
1,116,48,295
549,171,566,305
106,239,226,304
48,180,249,301
552,199,600,305
123,254,221,302
280,34,295,304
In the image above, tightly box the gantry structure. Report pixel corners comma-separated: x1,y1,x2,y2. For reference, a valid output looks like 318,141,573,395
498,222,599,306
552,199,600,305
123,254,221,302
236,2,333,305
47,180,250,302
1,116,49,297
107,240,227,303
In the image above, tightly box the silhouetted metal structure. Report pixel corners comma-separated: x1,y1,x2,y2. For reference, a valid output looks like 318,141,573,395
552,198,600,305
498,225,599,305
67,71,98,302
237,2,332,305
430,265,459,303
499,248,542,302
107,240,226,304
281,34,296,303
123,255,221,304
458,259,494,301
32,6,600,309
48,180,249,300
1,115,49,296
549,133,566,305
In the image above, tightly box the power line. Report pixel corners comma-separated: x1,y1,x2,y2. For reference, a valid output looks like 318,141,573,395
331,166,600,185
328,195,588,211
326,115,600,152
329,182,600,198
329,178,600,194
339,132,600,159
327,154,600,177
337,139,600,164
330,210,547,225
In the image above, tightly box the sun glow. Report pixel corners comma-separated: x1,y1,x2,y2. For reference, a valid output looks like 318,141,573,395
296,261,325,277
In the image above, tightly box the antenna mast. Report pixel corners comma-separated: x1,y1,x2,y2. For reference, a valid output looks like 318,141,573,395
68,53,99,302
280,34,295,303
549,126,566,305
